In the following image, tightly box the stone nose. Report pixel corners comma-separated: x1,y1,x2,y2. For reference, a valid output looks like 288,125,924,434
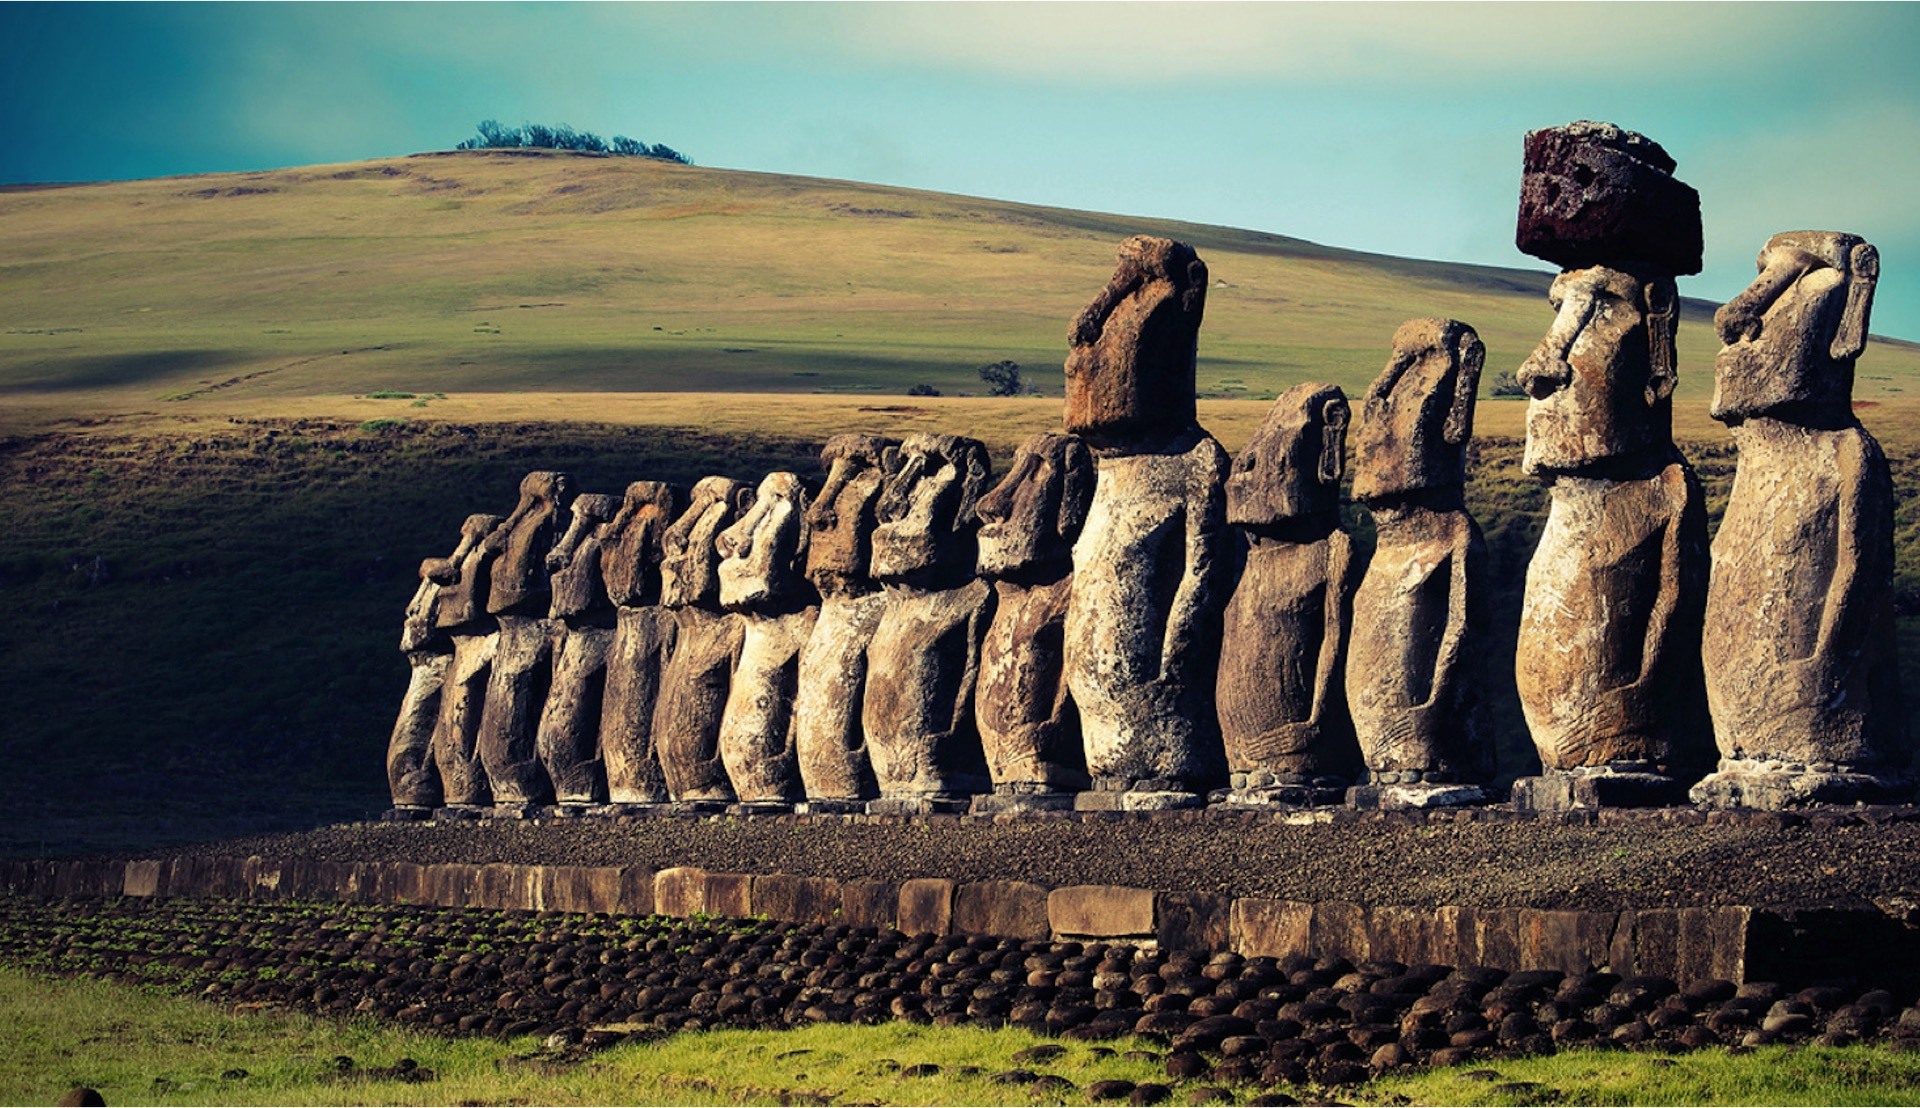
1516,348,1571,400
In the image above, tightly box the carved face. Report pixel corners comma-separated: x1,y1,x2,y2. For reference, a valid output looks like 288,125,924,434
600,481,679,608
486,470,576,616
1063,235,1207,451
804,435,900,594
547,493,622,619
1227,382,1348,527
717,472,811,611
430,512,504,630
1351,319,1483,502
1516,265,1676,476
870,433,991,581
659,476,752,609
1712,231,1877,423
976,433,1095,577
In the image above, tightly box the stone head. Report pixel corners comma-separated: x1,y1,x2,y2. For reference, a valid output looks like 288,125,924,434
976,432,1095,578
546,493,622,619
485,470,576,615
428,513,504,630
659,475,754,609
804,434,901,594
871,432,992,581
1712,231,1878,424
1227,382,1349,527
1516,264,1678,476
600,481,680,608
717,471,812,611
1064,235,1208,451
1351,319,1484,502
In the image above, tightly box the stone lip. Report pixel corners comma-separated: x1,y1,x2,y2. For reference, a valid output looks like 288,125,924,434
1517,120,1702,275
120,805,1920,915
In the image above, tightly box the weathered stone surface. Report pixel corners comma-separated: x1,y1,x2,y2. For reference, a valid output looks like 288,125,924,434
431,629,497,807
864,434,995,799
431,512,506,631
1064,239,1227,794
653,477,752,802
485,470,576,617
476,613,558,804
841,878,901,931
752,874,843,925
387,516,495,809
1049,884,1155,938
898,877,957,936
1518,909,1615,974
123,859,164,898
1698,231,1907,806
1229,898,1312,959
1347,321,1491,791
418,513,505,808
953,879,1051,940
1514,257,1711,784
533,492,622,805
654,866,709,917
1516,120,1703,276
597,481,680,804
976,433,1095,793
1217,383,1359,794
705,872,754,919
1159,891,1233,953
715,472,818,803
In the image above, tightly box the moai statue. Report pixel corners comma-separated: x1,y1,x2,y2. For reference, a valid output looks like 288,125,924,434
386,515,494,814
971,432,1096,813
1345,320,1493,809
426,511,506,812
533,492,622,809
1695,232,1909,807
1062,235,1230,810
651,475,752,806
1217,383,1362,806
597,481,680,807
715,472,820,809
794,435,900,810
862,432,996,812
475,471,575,812
1510,122,1712,809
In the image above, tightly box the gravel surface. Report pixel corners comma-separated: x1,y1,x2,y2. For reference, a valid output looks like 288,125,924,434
147,808,1920,912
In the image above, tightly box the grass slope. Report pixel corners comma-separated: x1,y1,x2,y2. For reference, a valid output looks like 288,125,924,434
5,148,1920,424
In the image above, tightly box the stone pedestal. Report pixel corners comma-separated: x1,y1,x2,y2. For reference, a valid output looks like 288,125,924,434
1509,766,1692,811
970,785,1077,815
1215,770,1345,809
793,799,867,816
867,795,973,816
669,800,731,816
726,801,795,817
1075,778,1207,812
1346,783,1490,811
432,805,485,821
1690,759,1911,810
381,806,433,822
486,802,543,820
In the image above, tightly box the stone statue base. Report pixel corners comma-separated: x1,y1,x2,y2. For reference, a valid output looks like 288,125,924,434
971,785,1076,815
1510,765,1692,811
487,802,543,820
669,800,731,816
868,795,974,816
592,802,668,818
1076,778,1207,812
380,806,434,822
542,804,596,819
1690,759,1911,810
726,801,794,817
793,799,868,816
431,805,485,821
1347,783,1491,810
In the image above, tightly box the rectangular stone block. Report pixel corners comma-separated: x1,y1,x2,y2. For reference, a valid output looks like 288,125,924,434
1311,902,1371,963
954,880,1051,941
705,873,754,919
1049,885,1156,939
1518,909,1614,974
390,862,428,906
1628,909,1680,978
615,867,656,917
123,859,164,898
426,863,477,907
1231,899,1312,960
1473,908,1522,970
1366,905,1433,966
898,878,957,937
1159,892,1232,953
841,879,899,931
242,856,284,900
753,875,843,926
654,867,708,918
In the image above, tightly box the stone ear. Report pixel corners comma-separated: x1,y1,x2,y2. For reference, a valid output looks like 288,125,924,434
1644,279,1678,406
1319,397,1349,486
1831,242,1879,363
1057,440,1096,542
1446,330,1485,446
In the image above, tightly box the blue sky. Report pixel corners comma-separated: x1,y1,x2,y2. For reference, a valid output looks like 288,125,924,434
6,2,1920,339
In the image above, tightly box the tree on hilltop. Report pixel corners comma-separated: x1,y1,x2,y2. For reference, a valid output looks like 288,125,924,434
978,360,1028,397
456,120,691,164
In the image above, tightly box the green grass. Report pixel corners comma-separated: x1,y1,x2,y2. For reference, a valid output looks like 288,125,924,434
6,965,1920,1106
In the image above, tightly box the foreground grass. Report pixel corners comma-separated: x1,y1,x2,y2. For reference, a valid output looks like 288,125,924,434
6,966,1920,1107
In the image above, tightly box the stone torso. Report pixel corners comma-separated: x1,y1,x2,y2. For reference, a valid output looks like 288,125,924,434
976,574,1081,789
1216,531,1353,775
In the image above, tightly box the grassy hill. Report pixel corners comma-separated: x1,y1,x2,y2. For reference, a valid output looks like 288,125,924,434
5,151,1920,857
7,147,1920,427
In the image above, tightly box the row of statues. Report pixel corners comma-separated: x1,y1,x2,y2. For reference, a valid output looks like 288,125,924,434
384,121,1909,815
